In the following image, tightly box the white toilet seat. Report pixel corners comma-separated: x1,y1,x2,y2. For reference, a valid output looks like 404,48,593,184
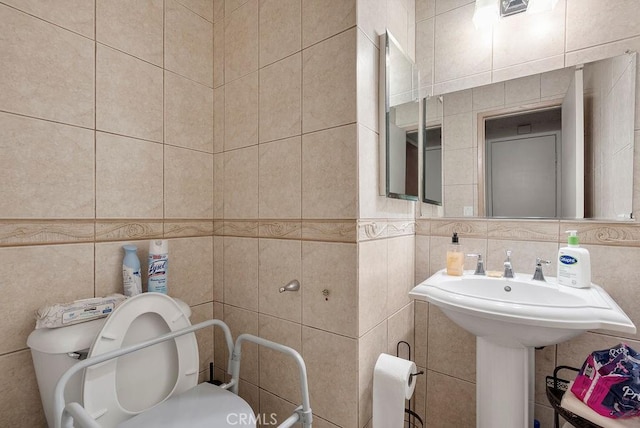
82,293,199,427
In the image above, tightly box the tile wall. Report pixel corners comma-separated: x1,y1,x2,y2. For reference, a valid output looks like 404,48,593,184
0,1,216,426
414,0,640,426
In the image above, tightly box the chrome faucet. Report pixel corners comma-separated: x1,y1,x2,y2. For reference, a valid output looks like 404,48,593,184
466,254,485,275
532,258,551,281
503,250,514,278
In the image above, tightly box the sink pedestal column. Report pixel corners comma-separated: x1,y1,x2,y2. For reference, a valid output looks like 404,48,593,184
476,337,534,428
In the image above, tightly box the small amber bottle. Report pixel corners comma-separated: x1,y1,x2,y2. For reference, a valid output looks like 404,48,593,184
446,232,464,276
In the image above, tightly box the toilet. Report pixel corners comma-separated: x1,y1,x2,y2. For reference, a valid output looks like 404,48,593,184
28,293,255,427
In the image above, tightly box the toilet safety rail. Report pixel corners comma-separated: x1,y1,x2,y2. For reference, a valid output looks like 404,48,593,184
52,319,313,428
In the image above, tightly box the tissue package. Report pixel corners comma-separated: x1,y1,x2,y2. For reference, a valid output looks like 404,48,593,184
35,294,127,329
571,343,640,418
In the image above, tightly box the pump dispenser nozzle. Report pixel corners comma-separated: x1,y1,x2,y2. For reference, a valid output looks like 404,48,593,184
565,230,579,246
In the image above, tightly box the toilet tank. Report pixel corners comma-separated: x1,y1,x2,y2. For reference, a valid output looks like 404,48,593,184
27,298,192,428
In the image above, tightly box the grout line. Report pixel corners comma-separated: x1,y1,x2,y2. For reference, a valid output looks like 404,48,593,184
93,0,98,298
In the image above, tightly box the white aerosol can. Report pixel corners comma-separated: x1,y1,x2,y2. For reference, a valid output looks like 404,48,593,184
148,240,168,294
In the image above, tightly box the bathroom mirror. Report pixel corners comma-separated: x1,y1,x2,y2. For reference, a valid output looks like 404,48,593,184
423,96,443,205
423,52,636,220
379,30,420,201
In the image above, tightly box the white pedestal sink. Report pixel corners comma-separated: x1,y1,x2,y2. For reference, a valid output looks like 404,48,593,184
410,270,636,428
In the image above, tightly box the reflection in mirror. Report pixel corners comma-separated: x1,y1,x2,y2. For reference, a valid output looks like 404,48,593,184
423,96,443,205
379,31,419,200
423,52,636,220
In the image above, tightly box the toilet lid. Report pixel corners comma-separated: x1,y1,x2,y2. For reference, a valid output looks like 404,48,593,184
82,293,199,427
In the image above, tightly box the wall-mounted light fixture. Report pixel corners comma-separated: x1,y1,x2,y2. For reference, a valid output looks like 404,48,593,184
473,0,559,28
473,0,500,29
527,0,560,14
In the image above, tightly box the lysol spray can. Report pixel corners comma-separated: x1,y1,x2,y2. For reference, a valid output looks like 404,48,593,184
148,240,168,294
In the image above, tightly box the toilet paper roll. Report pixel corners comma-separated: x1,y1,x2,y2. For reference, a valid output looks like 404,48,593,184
372,353,417,428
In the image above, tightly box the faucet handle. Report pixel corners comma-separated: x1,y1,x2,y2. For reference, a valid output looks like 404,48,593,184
505,250,512,260
536,258,551,266
466,253,485,275
533,258,551,281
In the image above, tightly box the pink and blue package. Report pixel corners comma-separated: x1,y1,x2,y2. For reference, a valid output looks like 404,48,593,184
571,343,640,418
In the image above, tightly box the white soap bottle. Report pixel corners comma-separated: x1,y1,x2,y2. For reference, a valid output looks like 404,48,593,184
557,230,591,288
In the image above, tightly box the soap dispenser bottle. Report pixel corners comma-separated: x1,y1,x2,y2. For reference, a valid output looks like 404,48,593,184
446,232,464,276
557,230,591,288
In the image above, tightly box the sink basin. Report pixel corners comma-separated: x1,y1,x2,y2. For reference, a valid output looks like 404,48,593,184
410,270,636,347
410,270,636,427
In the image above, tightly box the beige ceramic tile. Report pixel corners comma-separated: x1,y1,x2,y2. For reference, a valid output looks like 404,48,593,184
213,153,224,219
224,0,258,83
213,0,224,21
259,389,298,426
302,242,358,337
534,345,556,406
96,132,163,219
164,145,214,219
96,0,163,66
414,301,429,368
415,235,431,284
258,238,302,323
433,3,492,83
165,0,213,87
302,326,358,427
356,0,385,49
166,237,214,305
435,0,474,15
223,146,259,219
258,137,302,219
0,244,94,355
302,28,357,133
0,113,94,219
443,88,472,116
588,245,640,341
387,303,415,356
302,124,357,219
416,18,435,89
429,219,488,238
566,0,640,53
386,0,409,53
190,302,214,373
224,71,258,150
213,20,225,87
357,125,387,219
358,239,388,335
164,71,214,153
443,112,473,150
223,304,259,384
259,54,302,143
213,87,225,153
387,236,415,316
487,220,559,242
223,237,259,311
302,0,355,48
444,147,475,185
358,320,387,427
426,370,476,428
177,0,214,21
492,0,565,70
492,55,565,84
95,240,149,296
427,305,476,382
238,379,260,416
259,0,301,67
504,75,542,106
258,314,302,403
0,220,94,247
416,0,436,21
0,350,46,427
0,5,94,128
213,236,224,301
443,184,475,217
357,30,378,133
472,82,505,112
213,301,227,369
2,0,94,38
96,45,163,141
